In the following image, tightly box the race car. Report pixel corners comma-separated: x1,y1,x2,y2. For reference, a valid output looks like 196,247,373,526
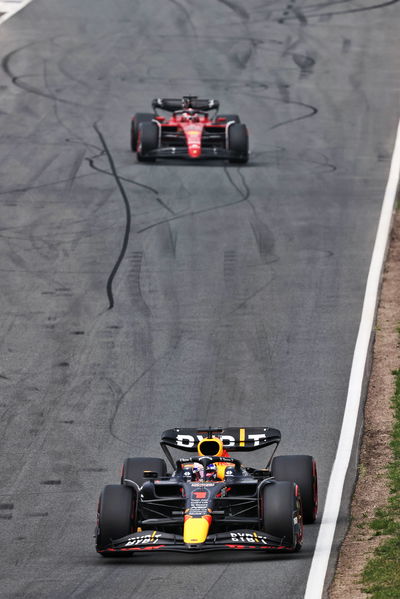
95,427,318,555
130,95,249,163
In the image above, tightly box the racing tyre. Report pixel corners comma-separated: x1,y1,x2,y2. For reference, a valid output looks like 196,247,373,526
121,457,167,486
131,113,154,151
218,113,241,123
228,123,249,163
271,455,318,524
137,121,159,162
96,484,137,555
260,480,303,551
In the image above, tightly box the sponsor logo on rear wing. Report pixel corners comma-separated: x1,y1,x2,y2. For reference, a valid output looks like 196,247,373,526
161,427,281,452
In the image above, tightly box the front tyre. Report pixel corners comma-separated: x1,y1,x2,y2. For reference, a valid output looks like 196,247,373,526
260,481,303,551
96,484,137,555
137,121,159,162
228,123,249,164
271,455,318,524
131,113,154,152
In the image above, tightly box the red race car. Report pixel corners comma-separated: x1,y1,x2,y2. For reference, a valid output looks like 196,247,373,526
131,96,249,163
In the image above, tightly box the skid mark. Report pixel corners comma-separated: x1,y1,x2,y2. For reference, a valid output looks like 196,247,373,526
93,123,132,310
279,0,400,21
127,251,151,316
2,43,83,107
216,0,249,20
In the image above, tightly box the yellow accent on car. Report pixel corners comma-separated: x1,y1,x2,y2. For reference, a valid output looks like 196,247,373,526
239,428,246,447
197,437,224,457
183,517,210,544
216,462,229,480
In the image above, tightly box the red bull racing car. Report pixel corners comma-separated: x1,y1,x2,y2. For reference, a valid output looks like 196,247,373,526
131,96,249,163
95,427,318,556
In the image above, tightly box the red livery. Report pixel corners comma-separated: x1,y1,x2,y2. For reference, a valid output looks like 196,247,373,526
131,96,249,163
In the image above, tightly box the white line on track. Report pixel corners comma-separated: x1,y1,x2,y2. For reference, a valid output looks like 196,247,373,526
304,118,400,599
0,0,34,25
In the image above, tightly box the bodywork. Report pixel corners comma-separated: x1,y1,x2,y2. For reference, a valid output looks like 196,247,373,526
97,427,304,555
135,96,248,161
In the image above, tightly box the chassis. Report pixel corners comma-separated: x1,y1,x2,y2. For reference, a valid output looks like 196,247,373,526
96,427,318,556
130,96,249,163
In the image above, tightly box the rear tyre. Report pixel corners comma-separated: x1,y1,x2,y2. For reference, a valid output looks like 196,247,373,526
96,484,137,554
228,123,249,163
261,481,303,551
137,121,159,162
121,457,167,486
131,113,154,151
271,455,318,524
218,113,241,123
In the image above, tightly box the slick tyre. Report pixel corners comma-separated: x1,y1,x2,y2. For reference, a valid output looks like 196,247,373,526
218,113,240,123
228,123,249,163
131,113,154,151
96,484,137,554
137,121,159,162
260,481,303,551
121,457,167,486
271,455,318,524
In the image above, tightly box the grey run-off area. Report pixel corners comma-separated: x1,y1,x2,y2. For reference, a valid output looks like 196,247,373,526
0,0,399,597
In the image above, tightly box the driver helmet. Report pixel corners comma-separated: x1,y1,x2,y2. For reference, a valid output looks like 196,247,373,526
192,464,204,481
205,463,218,481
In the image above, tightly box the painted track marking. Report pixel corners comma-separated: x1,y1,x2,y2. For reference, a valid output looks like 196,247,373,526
304,118,400,598
0,0,34,25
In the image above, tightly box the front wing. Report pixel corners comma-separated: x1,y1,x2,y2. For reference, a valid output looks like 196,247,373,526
97,529,295,554
141,147,244,160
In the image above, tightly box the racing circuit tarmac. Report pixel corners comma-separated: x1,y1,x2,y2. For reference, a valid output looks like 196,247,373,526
1,1,399,597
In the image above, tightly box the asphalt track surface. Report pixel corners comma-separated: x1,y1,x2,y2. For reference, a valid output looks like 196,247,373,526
0,1,399,598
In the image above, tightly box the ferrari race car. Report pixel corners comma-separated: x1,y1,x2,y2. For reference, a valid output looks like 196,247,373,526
95,427,318,555
131,95,249,163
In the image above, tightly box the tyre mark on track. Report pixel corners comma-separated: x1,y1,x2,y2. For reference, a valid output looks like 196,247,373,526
2,43,84,108
167,0,198,35
65,149,86,190
281,0,400,20
267,96,318,131
93,123,131,310
228,281,276,315
226,168,278,265
216,0,250,20
292,53,315,78
250,220,276,263
0,173,96,195
127,251,152,317
136,167,250,234
85,157,175,215
229,39,259,70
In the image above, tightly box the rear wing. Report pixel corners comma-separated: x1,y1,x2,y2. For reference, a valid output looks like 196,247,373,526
161,427,281,452
160,427,281,469
152,97,220,113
